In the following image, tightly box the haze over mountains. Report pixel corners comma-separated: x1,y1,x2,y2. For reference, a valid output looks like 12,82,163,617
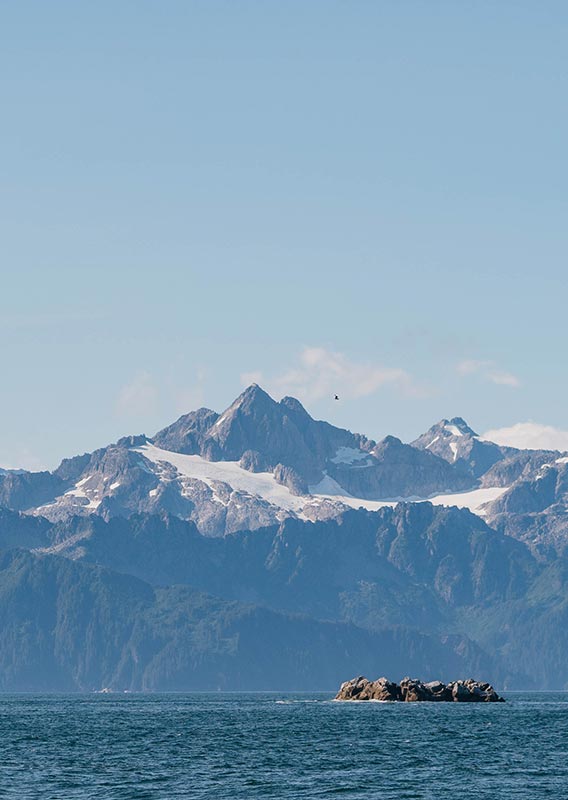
1,384,567,692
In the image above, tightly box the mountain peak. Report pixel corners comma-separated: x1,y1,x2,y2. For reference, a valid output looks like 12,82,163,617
446,417,478,437
230,383,275,412
279,395,311,419
415,417,478,440
379,435,404,448
241,382,264,395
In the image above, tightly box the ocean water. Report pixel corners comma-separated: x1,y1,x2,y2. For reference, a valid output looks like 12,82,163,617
0,693,567,799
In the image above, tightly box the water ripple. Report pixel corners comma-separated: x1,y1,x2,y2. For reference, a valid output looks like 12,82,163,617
0,693,567,798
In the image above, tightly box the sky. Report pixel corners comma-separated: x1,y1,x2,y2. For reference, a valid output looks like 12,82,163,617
1,0,567,469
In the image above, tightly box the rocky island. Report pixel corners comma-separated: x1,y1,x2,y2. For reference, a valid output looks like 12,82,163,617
335,676,505,702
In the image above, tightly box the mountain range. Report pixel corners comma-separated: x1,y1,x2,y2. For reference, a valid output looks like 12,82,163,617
1,384,567,691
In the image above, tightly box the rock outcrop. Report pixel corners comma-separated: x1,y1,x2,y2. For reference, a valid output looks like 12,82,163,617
335,676,505,702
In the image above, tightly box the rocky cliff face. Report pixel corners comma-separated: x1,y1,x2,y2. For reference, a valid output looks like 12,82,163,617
487,459,568,516
40,503,534,619
0,470,66,511
485,458,568,557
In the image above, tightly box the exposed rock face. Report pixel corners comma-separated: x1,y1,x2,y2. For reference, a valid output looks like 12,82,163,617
480,450,561,489
273,464,309,495
335,676,504,702
153,408,220,455
484,458,568,557
487,461,568,516
331,435,474,499
0,470,67,512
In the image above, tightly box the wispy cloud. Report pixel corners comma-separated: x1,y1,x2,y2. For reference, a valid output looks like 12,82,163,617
115,371,159,418
241,346,419,403
457,359,521,388
483,422,568,451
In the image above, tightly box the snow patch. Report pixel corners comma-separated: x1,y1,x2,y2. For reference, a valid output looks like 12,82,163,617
136,444,508,519
135,444,305,512
449,442,459,462
309,473,352,496
536,457,567,478
424,486,508,515
330,447,371,465
306,485,508,515
445,424,464,437
63,484,101,510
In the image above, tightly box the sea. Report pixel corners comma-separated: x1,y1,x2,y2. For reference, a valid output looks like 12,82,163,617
0,692,566,799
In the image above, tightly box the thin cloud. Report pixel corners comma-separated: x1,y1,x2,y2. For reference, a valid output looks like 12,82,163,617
483,422,568,452
241,346,419,403
457,359,521,388
116,371,159,418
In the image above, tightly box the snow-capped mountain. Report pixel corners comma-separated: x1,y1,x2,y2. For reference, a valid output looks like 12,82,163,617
411,417,506,477
1,385,568,691
0,384,563,537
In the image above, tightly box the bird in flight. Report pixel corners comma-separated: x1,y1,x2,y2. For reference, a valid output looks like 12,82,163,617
334,394,339,401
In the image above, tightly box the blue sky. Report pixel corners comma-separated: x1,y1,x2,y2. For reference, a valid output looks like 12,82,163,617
1,1,567,468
